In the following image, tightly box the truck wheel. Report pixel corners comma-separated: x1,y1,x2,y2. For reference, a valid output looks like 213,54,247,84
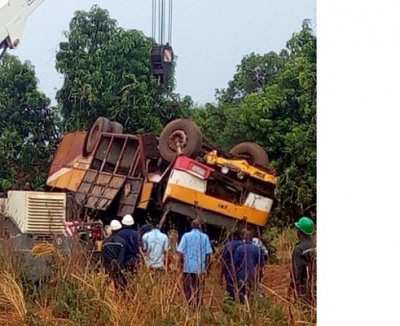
229,142,270,168
159,119,203,162
110,122,123,134
85,117,111,154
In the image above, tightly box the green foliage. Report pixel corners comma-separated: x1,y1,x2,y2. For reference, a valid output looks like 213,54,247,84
55,5,185,134
0,55,59,191
191,20,317,226
215,51,287,105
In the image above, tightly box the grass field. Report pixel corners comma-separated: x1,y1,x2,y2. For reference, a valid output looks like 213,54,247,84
0,228,316,326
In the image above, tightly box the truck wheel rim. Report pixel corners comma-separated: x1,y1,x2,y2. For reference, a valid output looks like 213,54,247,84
168,130,188,150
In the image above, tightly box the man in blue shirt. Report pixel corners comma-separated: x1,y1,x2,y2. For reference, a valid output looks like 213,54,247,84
142,218,169,271
220,230,243,301
234,228,265,304
177,219,213,310
118,214,140,273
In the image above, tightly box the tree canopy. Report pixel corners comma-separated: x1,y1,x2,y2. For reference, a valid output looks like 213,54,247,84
190,20,316,225
55,5,184,134
0,55,59,191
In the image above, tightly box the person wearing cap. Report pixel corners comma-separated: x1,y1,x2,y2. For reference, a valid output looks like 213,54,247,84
289,216,316,305
118,214,140,273
102,220,127,290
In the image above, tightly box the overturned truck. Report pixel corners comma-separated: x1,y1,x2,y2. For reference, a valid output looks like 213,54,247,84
46,117,278,240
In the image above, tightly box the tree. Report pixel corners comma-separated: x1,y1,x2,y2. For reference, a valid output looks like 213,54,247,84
191,20,317,226
215,51,287,105
242,20,316,224
56,5,184,134
0,55,59,191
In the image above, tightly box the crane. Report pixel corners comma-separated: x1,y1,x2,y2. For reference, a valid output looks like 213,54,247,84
0,0,46,59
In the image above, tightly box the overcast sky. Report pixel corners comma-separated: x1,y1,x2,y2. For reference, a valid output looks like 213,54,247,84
12,0,316,105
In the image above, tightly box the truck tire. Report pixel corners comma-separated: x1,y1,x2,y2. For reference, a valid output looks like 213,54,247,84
159,119,203,162
110,122,123,134
85,117,111,154
229,142,270,168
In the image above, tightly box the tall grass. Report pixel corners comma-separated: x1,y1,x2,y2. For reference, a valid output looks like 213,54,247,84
0,229,316,326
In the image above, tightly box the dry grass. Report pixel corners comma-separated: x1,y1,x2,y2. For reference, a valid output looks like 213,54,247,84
272,228,299,263
0,229,316,326
0,270,27,325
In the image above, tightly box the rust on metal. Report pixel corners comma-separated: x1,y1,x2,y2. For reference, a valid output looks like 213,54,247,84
75,171,126,210
113,137,128,174
137,135,148,177
73,132,149,214
137,182,154,209
117,177,143,217
139,133,160,159
46,132,92,192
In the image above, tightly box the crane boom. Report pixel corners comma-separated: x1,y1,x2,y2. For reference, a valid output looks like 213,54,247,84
0,0,46,55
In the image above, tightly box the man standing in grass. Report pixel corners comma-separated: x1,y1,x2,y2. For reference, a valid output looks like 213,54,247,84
289,216,316,306
118,214,140,273
177,219,213,310
220,230,243,301
102,220,127,291
142,218,169,272
233,229,265,304
252,234,268,298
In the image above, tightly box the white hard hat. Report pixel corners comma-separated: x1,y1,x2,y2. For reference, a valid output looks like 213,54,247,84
110,220,122,231
121,214,134,226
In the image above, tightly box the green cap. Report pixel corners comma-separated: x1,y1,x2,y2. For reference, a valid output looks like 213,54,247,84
294,216,315,235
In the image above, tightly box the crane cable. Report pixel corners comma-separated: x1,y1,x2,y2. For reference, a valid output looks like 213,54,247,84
168,0,173,44
151,0,178,120
152,0,173,45
152,0,156,42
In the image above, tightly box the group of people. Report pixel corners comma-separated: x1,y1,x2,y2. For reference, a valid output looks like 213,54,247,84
101,213,316,309
101,214,169,290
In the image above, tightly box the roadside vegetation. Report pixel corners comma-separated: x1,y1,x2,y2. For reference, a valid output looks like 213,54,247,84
0,228,316,326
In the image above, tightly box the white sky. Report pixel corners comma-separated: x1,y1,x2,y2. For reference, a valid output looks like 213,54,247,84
12,0,316,105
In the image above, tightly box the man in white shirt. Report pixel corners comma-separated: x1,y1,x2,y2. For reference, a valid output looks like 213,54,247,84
252,237,269,261
142,218,169,271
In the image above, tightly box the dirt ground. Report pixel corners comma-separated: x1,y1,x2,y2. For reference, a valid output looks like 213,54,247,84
264,264,291,297
166,245,291,302
197,263,291,305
